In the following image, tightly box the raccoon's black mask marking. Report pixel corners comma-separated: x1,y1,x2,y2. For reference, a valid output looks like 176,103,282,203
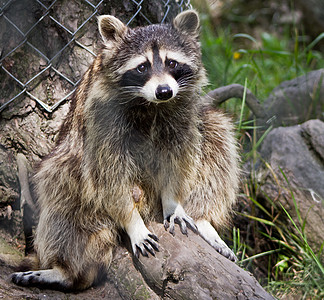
119,60,193,88
167,60,193,83
120,61,152,88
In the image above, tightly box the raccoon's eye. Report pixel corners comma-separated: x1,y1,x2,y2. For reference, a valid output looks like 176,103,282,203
136,64,147,74
167,60,178,69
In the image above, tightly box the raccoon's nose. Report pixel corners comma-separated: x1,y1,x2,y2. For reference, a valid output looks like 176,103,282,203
155,85,173,101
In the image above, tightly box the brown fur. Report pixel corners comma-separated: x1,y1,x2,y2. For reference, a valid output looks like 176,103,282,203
12,10,240,290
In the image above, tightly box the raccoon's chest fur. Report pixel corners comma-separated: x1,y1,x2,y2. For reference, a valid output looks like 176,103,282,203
123,103,200,178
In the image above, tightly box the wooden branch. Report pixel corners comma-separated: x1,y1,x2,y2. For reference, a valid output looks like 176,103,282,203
202,84,267,119
110,223,275,300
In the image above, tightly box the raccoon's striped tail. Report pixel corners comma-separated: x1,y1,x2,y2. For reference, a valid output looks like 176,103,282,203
16,153,36,255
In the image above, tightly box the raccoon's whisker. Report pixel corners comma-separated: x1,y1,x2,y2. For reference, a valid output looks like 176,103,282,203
117,86,144,105
119,96,144,105
177,77,195,85
118,94,149,106
178,85,196,91
119,86,141,95
119,98,137,105
177,81,197,90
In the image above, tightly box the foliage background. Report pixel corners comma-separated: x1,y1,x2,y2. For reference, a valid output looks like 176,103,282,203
192,1,324,298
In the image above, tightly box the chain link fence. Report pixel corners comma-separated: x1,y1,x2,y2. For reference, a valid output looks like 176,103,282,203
0,0,191,114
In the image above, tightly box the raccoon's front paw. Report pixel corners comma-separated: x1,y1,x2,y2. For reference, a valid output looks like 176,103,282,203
130,229,159,258
163,204,198,236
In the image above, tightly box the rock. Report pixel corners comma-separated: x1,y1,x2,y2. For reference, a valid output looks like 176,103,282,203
203,70,324,138
261,69,324,128
0,145,22,236
256,119,324,255
0,236,23,266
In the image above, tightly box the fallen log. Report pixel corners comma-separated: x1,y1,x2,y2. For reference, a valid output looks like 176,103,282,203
1,224,275,299
108,223,275,300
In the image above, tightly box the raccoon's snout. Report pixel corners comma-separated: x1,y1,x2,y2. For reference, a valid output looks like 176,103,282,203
155,85,173,101
140,74,178,103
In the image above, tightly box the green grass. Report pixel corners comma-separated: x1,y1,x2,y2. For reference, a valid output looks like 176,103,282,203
200,13,324,104
229,155,324,299
198,11,324,299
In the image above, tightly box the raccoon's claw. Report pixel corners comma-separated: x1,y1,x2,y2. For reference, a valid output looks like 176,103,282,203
210,241,238,262
126,211,160,258
164,205,197,236
11,271,37,286
196,219,237,262
132,233,159,259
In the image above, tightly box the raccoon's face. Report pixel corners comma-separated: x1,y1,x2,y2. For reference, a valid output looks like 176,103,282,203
98,10,207,104
117,43,194,103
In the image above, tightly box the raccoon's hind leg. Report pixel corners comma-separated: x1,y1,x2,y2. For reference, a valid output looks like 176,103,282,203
11,262,104,291
11,242,113,290
11,267,74,290
11,209,116,291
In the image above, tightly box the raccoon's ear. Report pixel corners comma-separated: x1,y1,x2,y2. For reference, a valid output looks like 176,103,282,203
173,10,200,36
98,15,127,44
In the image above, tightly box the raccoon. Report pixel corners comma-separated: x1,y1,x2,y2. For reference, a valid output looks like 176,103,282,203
11,10,240,291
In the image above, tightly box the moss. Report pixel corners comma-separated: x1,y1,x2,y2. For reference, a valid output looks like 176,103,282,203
0,236,23,264
110,260,153,300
